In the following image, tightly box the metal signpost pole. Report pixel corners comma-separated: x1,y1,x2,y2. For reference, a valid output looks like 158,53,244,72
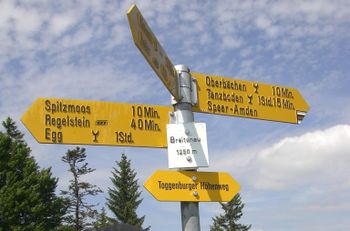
171,65,200,231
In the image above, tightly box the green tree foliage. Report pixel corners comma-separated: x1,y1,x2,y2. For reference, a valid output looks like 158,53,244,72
106,153,149,230
0,117,65,230
93,207,113,229
61,147,102,231
210,193,251,231
55,225,75,231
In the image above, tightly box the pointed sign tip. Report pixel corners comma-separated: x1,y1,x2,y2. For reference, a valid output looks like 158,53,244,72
127,3,137,15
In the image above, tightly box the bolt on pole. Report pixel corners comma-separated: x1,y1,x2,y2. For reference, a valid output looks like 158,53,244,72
172,64,201,231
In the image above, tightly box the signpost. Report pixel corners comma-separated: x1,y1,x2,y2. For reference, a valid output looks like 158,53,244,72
144,170,240,202
192,72,309,124
21,4,310,231
127,4,180,100
21,98,172,148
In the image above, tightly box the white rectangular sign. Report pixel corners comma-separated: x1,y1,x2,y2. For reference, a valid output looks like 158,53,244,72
167,123,209,169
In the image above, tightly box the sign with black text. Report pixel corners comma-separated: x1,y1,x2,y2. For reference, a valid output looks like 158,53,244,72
167,123,209,169
21,98,172,148
192,72,309,124
144,170,240,202
127,4,180,100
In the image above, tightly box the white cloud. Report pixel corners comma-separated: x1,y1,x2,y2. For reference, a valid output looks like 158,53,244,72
255,16,272,30
182,10,201,22
12,5,42,34
222,36,243,49
0,1,15,29
240,47,252,58
110,24,129,46
60,25,93,48
49,13,77,36
213,124,350,194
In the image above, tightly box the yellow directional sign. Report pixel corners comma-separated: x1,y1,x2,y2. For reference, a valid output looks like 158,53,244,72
144,170,240,202
127,4,180,100
21,98,172,148
192,72,309,124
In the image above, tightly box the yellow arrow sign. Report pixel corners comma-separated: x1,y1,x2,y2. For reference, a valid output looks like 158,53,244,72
21,98,172,148
144,170,240,202
192,72,309,124
127,4,180,100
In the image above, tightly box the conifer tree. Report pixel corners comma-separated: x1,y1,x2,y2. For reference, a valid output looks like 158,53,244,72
210,193,251,231
93,207,112,229
61,147,102,231
0,117,65,230
2,117,24,143
106,153,149,230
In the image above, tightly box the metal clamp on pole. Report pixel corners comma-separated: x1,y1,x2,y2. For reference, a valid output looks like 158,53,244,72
172,65,198,107
170,65,194,124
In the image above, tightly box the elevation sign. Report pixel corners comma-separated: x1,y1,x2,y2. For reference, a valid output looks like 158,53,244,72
127,4,180,100
21,98,172,148
192,72,309,124
144,170,240,202
167,123,209,169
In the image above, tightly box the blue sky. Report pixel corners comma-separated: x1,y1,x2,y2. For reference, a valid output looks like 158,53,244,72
1,0,350,230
